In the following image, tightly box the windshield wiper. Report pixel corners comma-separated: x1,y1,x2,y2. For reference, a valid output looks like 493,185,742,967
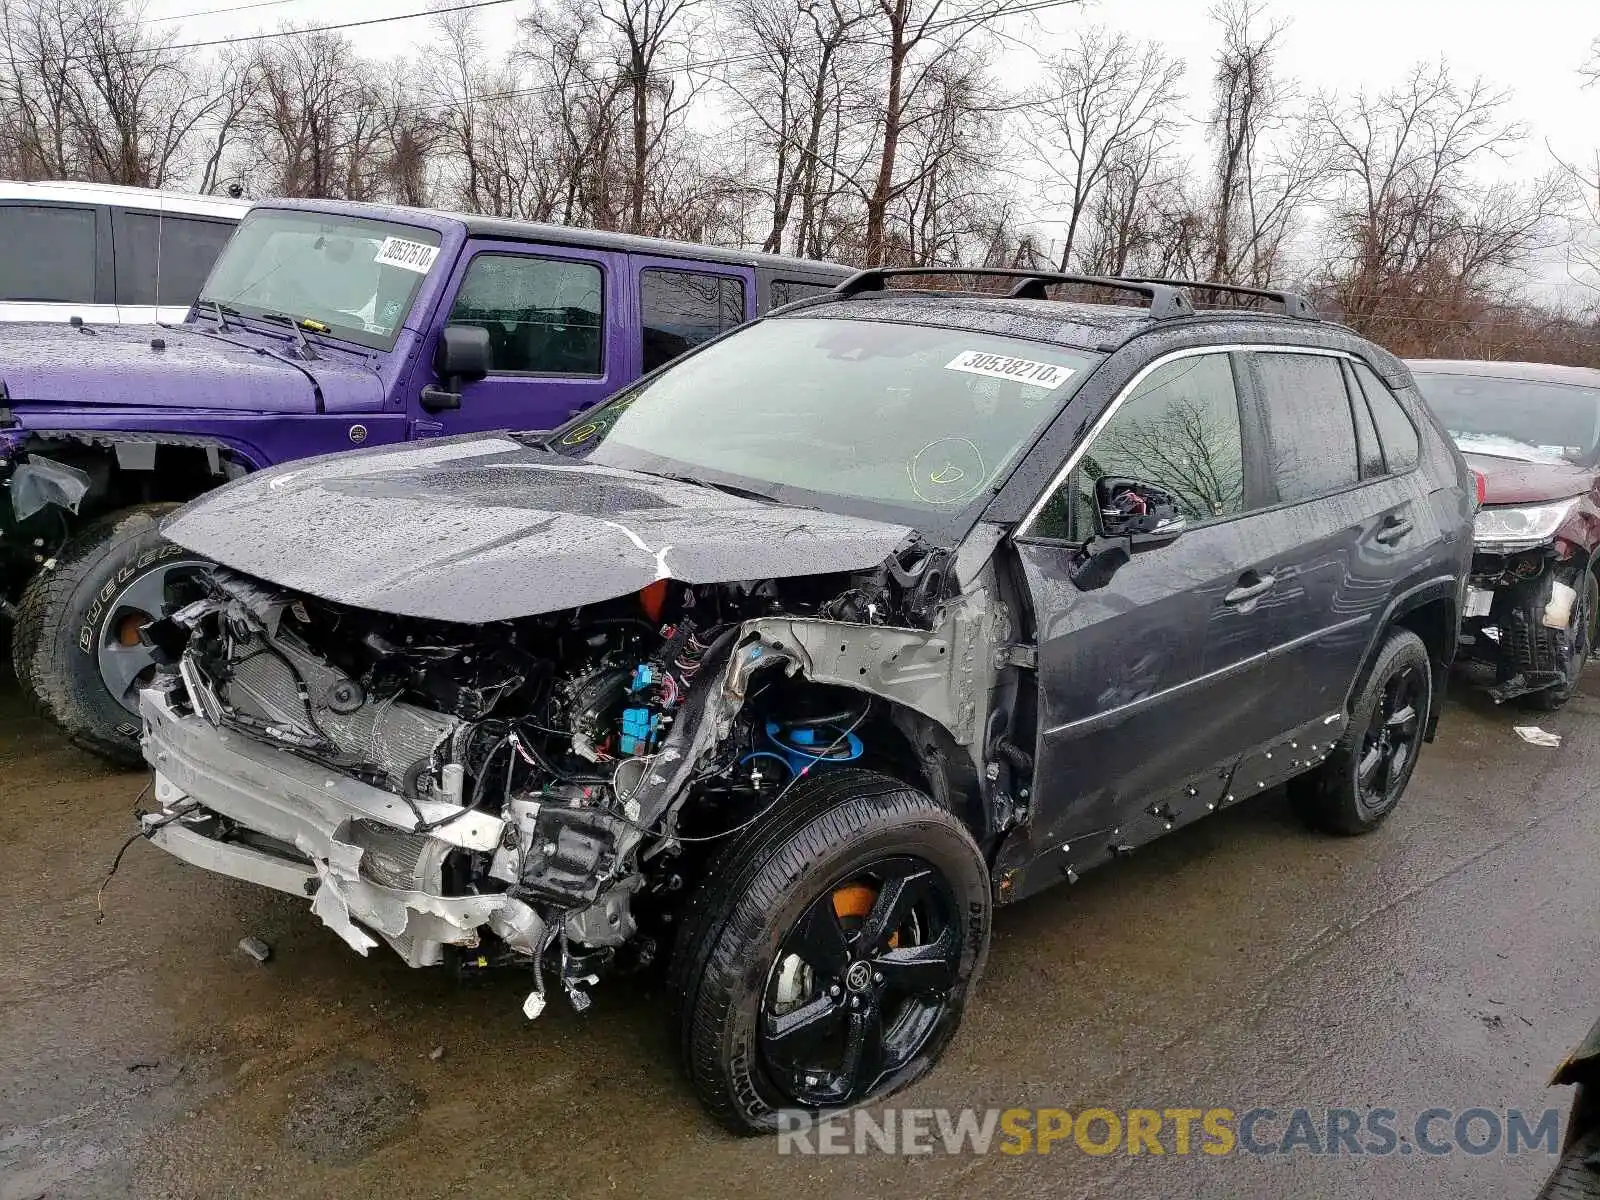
654,470,808,508
199,298,240,330
258,311,321,361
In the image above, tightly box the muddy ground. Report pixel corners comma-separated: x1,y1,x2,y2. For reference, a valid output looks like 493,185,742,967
3,668,1598,1200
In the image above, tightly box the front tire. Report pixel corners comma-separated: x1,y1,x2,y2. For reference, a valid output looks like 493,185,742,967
12,504,208,767
1292,628,1432,836
671,769,991,1135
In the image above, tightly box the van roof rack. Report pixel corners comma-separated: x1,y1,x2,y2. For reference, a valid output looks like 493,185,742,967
832,267,1195,320
1118,277,1317,320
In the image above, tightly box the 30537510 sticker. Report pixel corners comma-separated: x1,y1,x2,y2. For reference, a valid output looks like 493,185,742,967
374,236,440,274
944,350,1075,389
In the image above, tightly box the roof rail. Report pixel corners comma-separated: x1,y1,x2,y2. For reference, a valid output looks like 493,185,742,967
1118,277,1317,320
832,267,1195,320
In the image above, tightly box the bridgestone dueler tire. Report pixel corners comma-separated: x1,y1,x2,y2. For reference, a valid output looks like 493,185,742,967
1290,628,1432,836
669,768,991,1135
12,503,190,768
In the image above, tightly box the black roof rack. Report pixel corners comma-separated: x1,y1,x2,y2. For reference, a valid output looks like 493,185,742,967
832,267,1195,320
1118,277,1317,320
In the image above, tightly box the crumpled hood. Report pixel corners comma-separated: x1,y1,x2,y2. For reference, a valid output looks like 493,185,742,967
0,321,382,414
1463,452,1595,506
162,436,917,622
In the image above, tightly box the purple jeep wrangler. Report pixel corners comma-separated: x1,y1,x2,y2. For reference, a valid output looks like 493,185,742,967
0,199,848,763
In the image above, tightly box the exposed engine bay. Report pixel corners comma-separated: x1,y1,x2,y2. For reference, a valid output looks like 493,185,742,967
140,545,1002,1017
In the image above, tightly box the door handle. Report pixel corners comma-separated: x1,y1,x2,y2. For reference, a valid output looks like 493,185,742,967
1375,514,1413,545
1224,573,1276,606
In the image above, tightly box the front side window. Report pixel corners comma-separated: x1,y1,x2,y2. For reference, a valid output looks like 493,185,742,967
641,269,745,371
1031,353,1245,541
199,209,442,350
448,254,603,375
0,205,95,303
1256,352,1360,503
547,316,1098,526
113,211,235,307
1353,362,1419,471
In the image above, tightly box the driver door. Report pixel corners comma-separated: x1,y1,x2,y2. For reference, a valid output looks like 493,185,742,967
1013,350,1275,879
418,242,627,437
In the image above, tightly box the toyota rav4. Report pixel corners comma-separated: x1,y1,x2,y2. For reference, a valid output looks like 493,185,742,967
132,270,1473,1133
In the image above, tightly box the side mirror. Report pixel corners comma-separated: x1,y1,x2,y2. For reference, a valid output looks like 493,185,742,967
421,324,491,412
1068,477,1185,592
1095,476,1186,544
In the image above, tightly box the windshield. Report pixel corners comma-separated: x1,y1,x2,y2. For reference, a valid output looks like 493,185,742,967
1413,371,1600,464
198,209,442,350
547,316,1099,525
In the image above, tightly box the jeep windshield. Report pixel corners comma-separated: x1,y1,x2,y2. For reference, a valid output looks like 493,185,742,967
546,316,1099,528
197,209,441,351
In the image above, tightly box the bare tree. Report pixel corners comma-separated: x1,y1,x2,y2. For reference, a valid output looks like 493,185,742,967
1316,60,1567,346
1026,28,1184,271
593,0,703,234
240,28,391,200
0,0,230,185
720,0,874,255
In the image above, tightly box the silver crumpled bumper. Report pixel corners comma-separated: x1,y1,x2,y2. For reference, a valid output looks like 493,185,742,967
139,683,547,972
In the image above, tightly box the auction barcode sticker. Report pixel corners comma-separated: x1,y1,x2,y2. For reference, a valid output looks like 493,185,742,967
945,350,1074,389
374,237,440,274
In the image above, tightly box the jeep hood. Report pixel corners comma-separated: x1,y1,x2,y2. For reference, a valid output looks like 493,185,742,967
161,436,917,622
1462,450,1595,506
0,321,382,415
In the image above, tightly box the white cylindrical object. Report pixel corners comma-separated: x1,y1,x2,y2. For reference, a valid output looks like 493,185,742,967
439,762,465,806
1543,580,1578,630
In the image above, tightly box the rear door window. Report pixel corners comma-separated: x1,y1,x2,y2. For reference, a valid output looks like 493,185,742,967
769,278,834,308
1254,352,1361,503
641,268,745,371
448,254,604,375
0,204,96,303
112,210,236,307
1353,361,1420,471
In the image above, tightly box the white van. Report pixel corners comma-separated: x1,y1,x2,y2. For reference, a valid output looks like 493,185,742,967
0,181,249,325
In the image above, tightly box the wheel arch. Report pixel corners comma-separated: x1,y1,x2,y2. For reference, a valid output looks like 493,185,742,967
1345,575,1460,741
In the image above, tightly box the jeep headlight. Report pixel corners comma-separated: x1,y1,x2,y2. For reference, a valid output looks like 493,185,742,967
1473,497,1581,550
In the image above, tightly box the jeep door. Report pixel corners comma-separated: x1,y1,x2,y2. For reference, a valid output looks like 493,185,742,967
1012,349,1278,877
421,242,627,435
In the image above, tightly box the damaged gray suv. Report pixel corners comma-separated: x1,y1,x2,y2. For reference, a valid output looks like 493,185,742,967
135,269,1473,1133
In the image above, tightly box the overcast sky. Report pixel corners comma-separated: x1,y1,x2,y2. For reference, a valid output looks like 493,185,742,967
142,0,1600,292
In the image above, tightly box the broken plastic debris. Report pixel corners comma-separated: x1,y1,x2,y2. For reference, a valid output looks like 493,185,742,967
522,991,547,1021
1514,725,1562,748
238,936,273,963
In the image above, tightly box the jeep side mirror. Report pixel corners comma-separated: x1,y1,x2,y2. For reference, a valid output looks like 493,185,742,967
1095,476,1186,544
421,324,492,412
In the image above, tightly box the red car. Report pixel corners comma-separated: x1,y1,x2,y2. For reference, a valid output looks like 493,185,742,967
1409,360,1600,710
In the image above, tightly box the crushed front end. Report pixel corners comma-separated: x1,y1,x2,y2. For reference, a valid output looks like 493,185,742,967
139,551,992,1016
1458,498,1594,702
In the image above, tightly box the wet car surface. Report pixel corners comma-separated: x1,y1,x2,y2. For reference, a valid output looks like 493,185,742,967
4,664,1598,1199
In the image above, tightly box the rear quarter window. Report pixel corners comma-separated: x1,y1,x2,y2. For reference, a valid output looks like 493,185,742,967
1354,361,1420,471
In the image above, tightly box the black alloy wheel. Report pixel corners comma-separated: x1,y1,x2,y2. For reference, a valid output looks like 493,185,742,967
1290,627,1432,836
1355,660,1426,819
760,856,962,1108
